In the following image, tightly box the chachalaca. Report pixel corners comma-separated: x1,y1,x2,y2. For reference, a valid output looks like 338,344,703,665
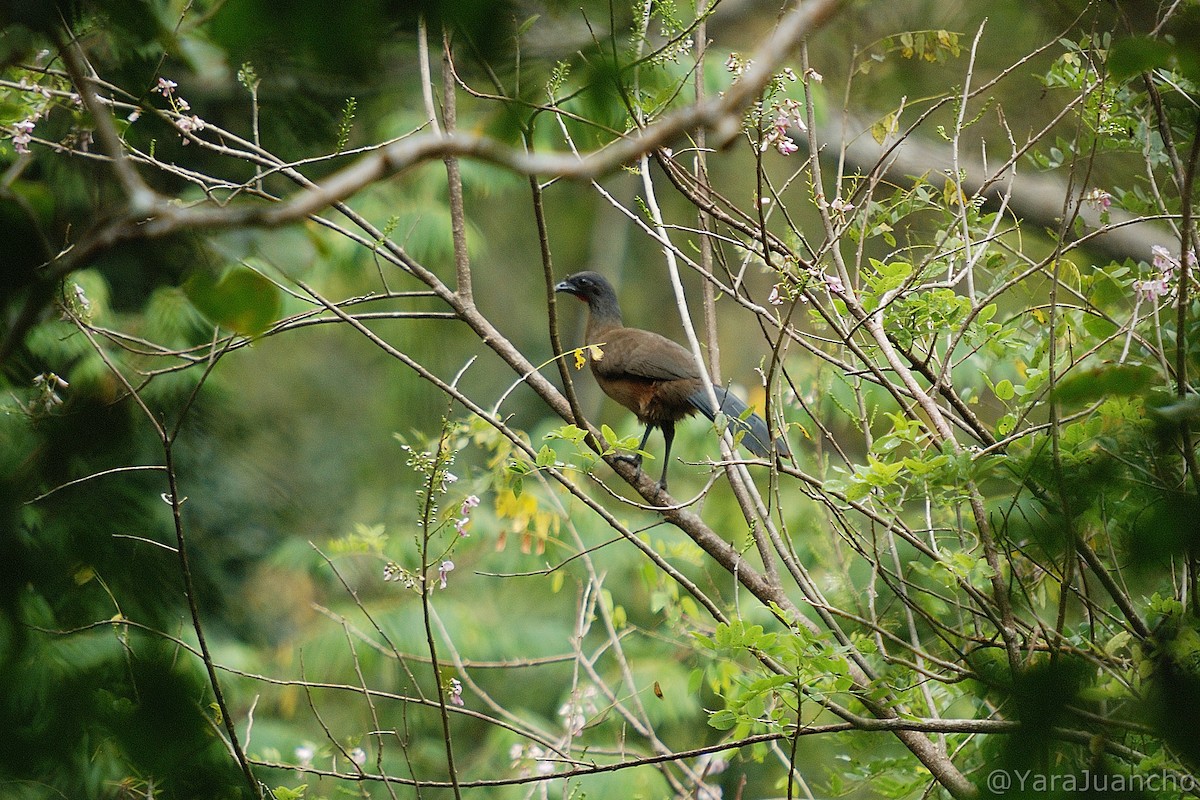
555,271,788,490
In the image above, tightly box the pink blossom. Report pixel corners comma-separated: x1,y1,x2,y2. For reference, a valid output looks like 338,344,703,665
768,285,783,305
775,137,799,155
155,77,178,95
1084,188,1112,211
759,98,806,156
829,196,854,215
1151,245,1174,273
760,125,798,156
438,560,455,589
1134,277,1170,302
1151,245,1196,281
174,115,206,140
455,494,480,536
448,678,464,706
12,117,36,154
775,98,806,131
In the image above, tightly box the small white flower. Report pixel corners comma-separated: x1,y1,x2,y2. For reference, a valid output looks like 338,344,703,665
829,196,854,216
295,744,315,768
73,283,91,312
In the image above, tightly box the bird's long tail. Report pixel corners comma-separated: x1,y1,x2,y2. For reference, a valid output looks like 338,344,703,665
688,386,789,459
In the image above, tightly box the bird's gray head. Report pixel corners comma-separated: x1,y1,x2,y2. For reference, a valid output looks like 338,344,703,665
553,271,616,304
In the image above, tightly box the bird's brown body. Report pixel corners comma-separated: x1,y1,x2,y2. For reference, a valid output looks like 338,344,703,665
584,320,705,428
555,271,787,489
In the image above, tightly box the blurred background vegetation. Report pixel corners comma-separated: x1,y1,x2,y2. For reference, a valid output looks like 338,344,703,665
3,0,1200,798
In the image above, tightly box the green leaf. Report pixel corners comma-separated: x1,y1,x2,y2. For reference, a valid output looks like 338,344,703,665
517,14,540,36
996,413,1016,437
1052,364,1158,406
845,479,872,502
184,266,281,335
708,709,738,730
545,424,588,446
1108,36,1175,79
993,379,1014,401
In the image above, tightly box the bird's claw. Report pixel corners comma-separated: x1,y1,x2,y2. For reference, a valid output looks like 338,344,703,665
613,453,643,468
611,453,668,492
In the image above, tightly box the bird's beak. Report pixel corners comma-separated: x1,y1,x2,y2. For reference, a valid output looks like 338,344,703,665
554,280,577,296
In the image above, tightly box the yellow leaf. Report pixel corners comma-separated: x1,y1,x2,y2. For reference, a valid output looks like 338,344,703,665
74,566,96,585
871,110,900,144
573,348,587,370
943,179,965,207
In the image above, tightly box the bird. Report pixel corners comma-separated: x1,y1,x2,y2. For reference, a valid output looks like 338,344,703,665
554,270,789,490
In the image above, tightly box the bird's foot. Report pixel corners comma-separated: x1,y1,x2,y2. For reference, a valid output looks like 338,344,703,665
613,453,643,469
613,453,669,492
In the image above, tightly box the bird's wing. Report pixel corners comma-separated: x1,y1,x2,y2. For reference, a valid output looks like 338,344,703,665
591,328,700,383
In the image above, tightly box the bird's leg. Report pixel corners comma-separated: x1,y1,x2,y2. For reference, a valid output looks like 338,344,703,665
615,424,655,471
657,422,675,490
